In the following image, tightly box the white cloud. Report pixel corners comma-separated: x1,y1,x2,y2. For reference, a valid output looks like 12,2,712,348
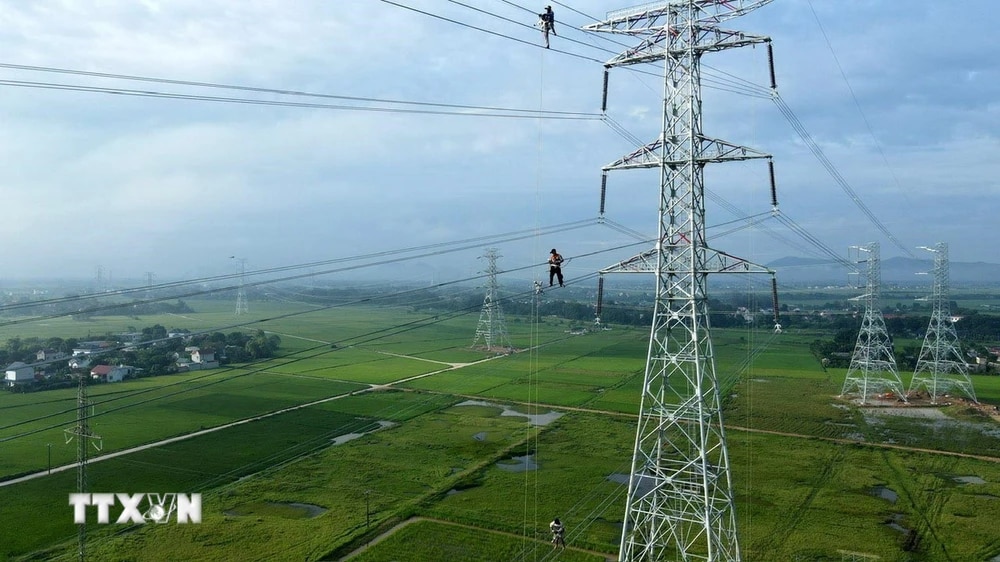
0,0,997,280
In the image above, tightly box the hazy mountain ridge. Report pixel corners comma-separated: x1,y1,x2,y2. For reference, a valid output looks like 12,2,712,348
768,256,1000,285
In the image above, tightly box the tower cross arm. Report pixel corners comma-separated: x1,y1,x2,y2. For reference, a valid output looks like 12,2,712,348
599,246,774,275
605,28,770,67
600,246,659,274
601,136,768,171
701,247,773,275
683,28,770,54
694,135,770,163
602,139,664,171
585,0,774,33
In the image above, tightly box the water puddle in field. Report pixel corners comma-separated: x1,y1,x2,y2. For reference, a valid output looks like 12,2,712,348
224,501,327,519
954,475,986,484
607,473,657,498
332,433,364,445
456,400,563,426
331,420,396,445
885,513,909,534
871,485,898,503
496,454,538,472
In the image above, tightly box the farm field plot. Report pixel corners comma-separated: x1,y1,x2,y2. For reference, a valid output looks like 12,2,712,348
1,401,382,558
4,301,1000,561
0,369,364,480
52,394,544,561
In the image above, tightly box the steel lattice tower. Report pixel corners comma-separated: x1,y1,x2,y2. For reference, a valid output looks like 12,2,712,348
586,2,774,560
65,374,102,562
908,243,975,403
232,257,249,315
471,248,511,353
840,243,906,404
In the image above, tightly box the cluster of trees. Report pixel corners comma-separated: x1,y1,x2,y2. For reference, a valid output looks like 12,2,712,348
2,327,281,392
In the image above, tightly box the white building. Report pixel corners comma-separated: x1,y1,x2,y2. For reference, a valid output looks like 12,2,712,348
90,365,134,383
4,362,35,386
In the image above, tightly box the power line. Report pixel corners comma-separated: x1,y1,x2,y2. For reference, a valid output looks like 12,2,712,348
0,237,653,440
0,218,597,318
804,1,914,212
0,78,600,120
771,94,915,258
0,61,596,117
379,0,602,62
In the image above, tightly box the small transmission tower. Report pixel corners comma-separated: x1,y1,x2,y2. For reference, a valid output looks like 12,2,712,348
231,256,249,315
471,248,511,353
586,1,775,560
840,243,906,404
908,243,976,403
65,374,102,561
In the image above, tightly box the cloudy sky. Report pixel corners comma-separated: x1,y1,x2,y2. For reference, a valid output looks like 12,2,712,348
0,1,996,286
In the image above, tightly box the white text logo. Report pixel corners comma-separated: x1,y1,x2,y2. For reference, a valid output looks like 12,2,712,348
69,493,201,524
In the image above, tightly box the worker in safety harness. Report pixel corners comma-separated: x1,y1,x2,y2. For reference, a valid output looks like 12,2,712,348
548,248,565,287
538,5,556,48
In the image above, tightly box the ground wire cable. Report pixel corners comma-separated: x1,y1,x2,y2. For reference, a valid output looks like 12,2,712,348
804,0,915,213
0,62,597,118
0,242,651,449
0,217,595,314
0,218,600,327
523,43,546,558
0,235,643,420
0,79,603,120
379,0,600,63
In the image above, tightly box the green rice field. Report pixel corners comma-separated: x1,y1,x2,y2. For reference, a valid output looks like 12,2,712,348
2,299,1000,561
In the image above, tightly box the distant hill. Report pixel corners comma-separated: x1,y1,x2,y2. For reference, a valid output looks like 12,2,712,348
767,256,1000,286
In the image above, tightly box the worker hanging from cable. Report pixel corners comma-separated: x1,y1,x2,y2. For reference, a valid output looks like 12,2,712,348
548,248,565,287
538,5,556,49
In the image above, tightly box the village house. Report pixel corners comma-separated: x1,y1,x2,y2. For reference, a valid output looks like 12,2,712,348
68,356,92,370
90,365,135,383
177,347,219,371
4,362,35,387
36,349,68,362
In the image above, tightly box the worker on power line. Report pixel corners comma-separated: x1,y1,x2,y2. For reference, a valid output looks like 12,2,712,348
538,5,556,49
550,517,566,549
548,248,565,287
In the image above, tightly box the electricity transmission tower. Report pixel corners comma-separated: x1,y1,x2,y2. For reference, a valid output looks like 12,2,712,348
586,2,775,560
471,248,511,353
231,257,249,315
840,243,906,404
65,374,102,562
908,243,976,403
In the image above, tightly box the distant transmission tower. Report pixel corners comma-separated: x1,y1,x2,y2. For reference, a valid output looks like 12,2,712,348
231,257,249,315
908,243,976,403
65,374,102,562
840,242,906,404
471,248,511,353
587,2,775,560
